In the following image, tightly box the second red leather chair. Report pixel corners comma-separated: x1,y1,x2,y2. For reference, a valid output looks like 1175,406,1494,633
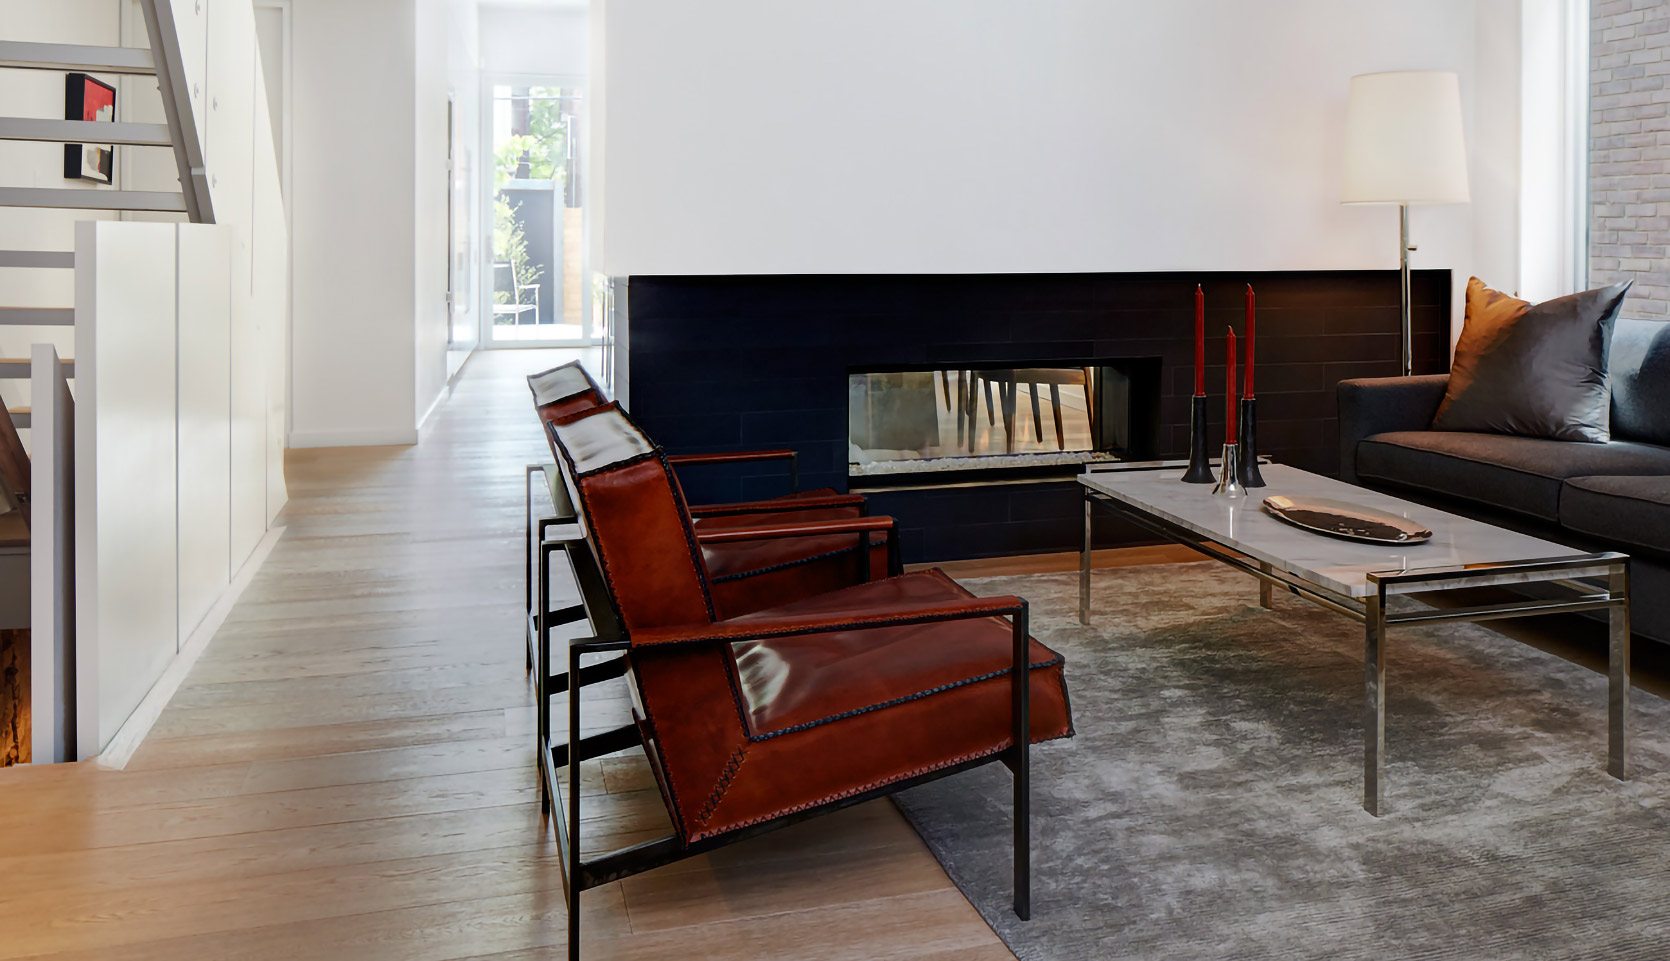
529,362,893,616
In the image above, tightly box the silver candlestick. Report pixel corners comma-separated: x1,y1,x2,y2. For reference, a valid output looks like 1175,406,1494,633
1213,443,1244,498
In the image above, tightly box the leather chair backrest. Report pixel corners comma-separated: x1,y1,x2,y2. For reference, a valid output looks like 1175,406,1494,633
549,402,716,632
1611,318,1670,447
529,361,608,423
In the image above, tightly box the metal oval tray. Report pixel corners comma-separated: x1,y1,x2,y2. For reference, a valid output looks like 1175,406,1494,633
1261,495,1432,545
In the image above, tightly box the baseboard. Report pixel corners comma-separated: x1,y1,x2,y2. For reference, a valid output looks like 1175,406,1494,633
94,526,286,770
287,427,420,449
416,389,446,434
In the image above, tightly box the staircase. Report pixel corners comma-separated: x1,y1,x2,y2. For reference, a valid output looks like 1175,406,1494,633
0,10,210,440
0,1,286,765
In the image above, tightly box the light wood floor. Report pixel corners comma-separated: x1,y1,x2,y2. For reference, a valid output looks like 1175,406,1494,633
7,349,1656,960
0,349,1026,961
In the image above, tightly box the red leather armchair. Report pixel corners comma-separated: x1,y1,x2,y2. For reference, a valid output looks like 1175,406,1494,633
527,361,894,617
540,402,1073,961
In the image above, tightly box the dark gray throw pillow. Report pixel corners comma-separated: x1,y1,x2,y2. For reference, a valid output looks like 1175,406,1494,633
1432,277,1631,443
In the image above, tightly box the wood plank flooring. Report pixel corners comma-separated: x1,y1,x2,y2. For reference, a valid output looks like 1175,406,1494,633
0,349,1017,960
3,348,1662,959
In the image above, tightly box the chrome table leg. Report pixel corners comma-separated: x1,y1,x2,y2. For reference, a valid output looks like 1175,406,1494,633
1363,589,1386,816
1079,493,1092,625
1609,563,1631,780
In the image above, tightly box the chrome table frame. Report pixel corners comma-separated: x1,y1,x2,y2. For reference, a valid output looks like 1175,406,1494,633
1078,460,1632,816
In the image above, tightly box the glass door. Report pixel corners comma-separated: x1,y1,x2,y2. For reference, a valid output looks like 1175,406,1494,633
483,81,594,347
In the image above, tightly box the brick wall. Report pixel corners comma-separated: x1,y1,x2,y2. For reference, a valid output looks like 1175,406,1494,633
1592,0,1670,316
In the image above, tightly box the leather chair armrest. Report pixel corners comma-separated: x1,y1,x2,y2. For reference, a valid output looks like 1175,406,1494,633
668,448,801,498
667,449,795,466
688,493,865,518
631,593,1027,649
694,515,895,544
1337,374,1449,483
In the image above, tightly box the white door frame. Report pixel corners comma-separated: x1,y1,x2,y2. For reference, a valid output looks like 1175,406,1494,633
479,72,596,350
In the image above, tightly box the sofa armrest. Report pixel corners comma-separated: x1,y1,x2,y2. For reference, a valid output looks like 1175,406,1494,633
1336,374,1449,483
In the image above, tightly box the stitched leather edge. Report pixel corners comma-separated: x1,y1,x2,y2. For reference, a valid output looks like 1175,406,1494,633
742,655,1066,742
685,725,1075,843
693,744,749,829
709,544,862,583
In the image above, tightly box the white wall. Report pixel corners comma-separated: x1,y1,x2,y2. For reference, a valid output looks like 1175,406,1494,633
480,4,588,77
415,0,453,428
593,0,1526,331
288,0,419,446
444,0,482,382
289,0,480,446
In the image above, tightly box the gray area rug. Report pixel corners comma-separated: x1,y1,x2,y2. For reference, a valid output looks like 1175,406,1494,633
893,563,1670,960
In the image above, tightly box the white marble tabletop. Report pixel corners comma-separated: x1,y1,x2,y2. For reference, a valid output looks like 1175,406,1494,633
1080,464,1598,598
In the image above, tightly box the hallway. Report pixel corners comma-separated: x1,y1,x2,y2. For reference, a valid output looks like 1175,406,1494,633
0,349,1006,961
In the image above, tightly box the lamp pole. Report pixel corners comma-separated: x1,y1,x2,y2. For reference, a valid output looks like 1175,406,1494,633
1399,203,1414,377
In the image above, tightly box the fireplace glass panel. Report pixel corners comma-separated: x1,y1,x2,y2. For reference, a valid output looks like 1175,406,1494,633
848,361,1158,479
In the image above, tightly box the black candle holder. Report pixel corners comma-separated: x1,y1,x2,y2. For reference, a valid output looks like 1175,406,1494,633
1236,396,1266,488
1183,394,1214,483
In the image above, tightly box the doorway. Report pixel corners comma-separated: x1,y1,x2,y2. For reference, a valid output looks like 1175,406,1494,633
482,79,594,348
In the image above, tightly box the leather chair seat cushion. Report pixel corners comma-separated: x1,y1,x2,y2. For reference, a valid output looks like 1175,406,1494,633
728,571,1064,738
700,511,891,619
632,571,1072,842
1356,430,1670,522
1560,475,1670,560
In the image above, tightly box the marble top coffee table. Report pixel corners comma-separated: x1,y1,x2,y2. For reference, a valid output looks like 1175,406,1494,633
1078,461,1632,816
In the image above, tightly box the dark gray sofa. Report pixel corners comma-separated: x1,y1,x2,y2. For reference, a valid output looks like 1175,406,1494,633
1339,317,1670,645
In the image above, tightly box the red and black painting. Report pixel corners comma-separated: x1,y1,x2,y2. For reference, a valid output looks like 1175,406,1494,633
64,73,117,184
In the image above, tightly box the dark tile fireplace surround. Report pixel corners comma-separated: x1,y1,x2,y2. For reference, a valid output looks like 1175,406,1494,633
626,271,1450,563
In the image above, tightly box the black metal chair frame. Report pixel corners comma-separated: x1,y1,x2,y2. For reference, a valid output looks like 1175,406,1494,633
524,462,1035,961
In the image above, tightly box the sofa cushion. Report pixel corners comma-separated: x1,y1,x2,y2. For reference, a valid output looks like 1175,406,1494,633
1609,318,1670,447
1356,430,1670,522
1560,475,1670,560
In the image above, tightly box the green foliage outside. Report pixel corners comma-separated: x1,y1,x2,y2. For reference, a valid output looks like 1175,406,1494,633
492,89,569,314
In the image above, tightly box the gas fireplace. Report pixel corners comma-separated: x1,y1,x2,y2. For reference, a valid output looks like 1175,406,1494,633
848,360,1161,485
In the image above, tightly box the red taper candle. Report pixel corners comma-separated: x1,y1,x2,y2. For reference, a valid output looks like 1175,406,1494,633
1244,283,1256,398
1225,327,1238,442
1194,284,1206,396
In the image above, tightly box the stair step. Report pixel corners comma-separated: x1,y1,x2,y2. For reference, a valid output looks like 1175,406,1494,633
0,358,72,378
0,307,74,326
0,117,172,147
7,408,28,429
0,187,186,213
0,251,73,269
0,40,156,75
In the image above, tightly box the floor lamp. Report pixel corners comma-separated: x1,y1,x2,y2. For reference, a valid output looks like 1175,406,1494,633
1342,71,1470,377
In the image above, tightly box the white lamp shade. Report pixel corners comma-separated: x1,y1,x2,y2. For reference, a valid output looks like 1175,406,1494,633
1341,71,1470,205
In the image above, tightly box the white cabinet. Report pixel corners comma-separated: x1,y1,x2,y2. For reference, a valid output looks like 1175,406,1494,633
176,225,232,638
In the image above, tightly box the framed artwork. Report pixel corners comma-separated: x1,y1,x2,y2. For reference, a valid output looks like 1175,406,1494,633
64,73,117,184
